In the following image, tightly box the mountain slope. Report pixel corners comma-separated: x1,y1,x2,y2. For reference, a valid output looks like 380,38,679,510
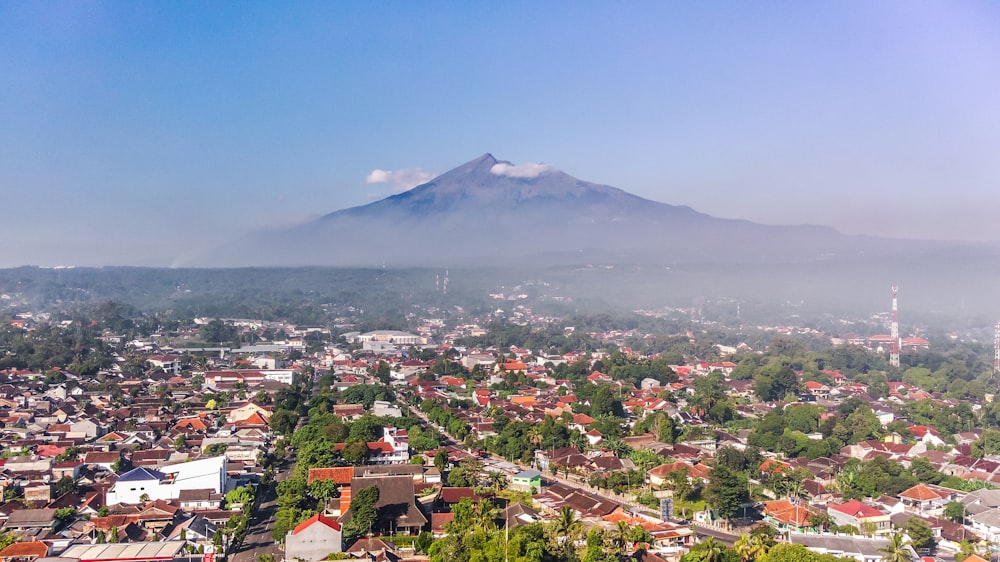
189,154,936,267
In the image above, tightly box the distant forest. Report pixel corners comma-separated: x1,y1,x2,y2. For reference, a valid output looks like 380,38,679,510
0,261,996,333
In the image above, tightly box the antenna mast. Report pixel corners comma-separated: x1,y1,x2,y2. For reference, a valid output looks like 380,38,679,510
889,285,900,368
994,321,1000,375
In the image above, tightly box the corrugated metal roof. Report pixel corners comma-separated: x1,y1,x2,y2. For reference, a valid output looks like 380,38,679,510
60,541,183,561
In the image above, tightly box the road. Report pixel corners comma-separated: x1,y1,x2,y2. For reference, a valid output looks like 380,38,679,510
231,473,283,562
691,523,741,546
403,398,657,519
231,370,313,562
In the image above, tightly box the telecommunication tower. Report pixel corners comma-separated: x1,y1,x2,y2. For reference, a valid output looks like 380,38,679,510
889,285,900,368
994,321,1000,374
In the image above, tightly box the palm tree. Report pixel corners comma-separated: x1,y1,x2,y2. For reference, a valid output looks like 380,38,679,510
472,499,499,533
748,533,770,560
878,531,912,562
734,534,754,562
612,520,632,556
697,537,728,562
605,438,633,459
554,506,581,540
489,471,508,492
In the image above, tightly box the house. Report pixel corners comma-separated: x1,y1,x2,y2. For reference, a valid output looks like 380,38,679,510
968,508,1000,543
178,489,224,511
285,512,343,562
897,484,954,514
788,532,917,562
147,355,181,375
761,499,815,533
511,470,541,493
804,381,831,398
339,476,427,535
2,509,57,534
105,456,227,505
0,541,48,562
828,500,891,535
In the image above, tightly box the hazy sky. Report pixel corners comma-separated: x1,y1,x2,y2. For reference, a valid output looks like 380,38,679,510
2,2,1000,267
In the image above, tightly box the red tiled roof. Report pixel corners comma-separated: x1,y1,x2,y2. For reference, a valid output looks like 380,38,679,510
899,483,946,501
829,500,885,519
292,512,341,534
0,541,49,558
308,467,354,485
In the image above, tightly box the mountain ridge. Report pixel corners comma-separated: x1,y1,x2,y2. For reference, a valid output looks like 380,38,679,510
188,154,946,268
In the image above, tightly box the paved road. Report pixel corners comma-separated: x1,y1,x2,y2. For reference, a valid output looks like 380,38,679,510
691,523,741,546
403,399,657,518
231,477,282,562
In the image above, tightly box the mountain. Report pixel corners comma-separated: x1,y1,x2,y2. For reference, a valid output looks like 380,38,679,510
190,154,951,267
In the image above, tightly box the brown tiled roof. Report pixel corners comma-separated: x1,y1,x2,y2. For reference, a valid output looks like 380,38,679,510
0,541,48,558
308,467,354,485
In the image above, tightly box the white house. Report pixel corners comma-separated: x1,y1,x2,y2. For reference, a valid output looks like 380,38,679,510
285,513,342,561
106,456,227,505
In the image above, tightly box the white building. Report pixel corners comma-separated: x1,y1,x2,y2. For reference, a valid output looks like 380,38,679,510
106,456,227,505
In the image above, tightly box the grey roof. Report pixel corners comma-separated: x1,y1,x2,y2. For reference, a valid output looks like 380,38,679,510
117,467,166,482
962,488,1000,508
514,469,541,479
3,508,57,529
969,507,1000,529
789,533,891,558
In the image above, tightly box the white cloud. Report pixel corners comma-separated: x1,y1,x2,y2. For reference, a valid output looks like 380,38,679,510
490,162,557,178
365,167,435,192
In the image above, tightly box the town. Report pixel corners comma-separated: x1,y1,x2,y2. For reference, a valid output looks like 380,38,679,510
0,287,997,562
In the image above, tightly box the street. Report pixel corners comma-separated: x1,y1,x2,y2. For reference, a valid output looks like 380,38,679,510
231,475,283,562
403,399,658,519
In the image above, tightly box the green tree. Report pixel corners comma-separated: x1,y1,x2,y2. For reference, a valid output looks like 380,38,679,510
342,485,379,544
706,465,749,523
943,501,966,523
434,449,449,472
54,507,78,526
971,428,1000,458
957,539,980,562
414,531,433,555
341,439,370,465
270,409,299,436
56,475,79,496
904,518,934,551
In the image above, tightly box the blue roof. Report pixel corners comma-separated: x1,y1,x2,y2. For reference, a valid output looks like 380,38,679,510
514,470,541,479
117,467,167,482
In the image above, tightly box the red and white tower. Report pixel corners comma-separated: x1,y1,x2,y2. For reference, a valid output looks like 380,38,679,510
890,285,900,368
994,321,1000,374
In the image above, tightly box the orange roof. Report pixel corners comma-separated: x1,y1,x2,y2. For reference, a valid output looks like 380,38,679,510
763,499,814,527
899,483,945,501
174,418,208,431
0,542,48,558
649,462,690,478
234,412,269,426
292,512,341,534
308,467,354,485
511,395,536,406
760,459,791,474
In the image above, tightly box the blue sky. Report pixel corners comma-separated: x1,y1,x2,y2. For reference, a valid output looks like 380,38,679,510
2,2,999,266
